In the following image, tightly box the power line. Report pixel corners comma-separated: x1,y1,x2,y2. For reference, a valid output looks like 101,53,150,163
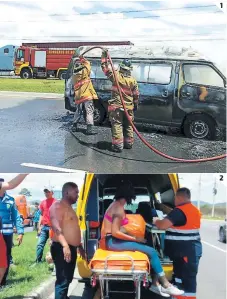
54,5,217,16
0,10,222,22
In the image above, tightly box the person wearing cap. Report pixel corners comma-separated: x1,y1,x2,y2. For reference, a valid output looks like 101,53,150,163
101,49,139,153
35,189,56,263
71,47,98,135
0,174,28,287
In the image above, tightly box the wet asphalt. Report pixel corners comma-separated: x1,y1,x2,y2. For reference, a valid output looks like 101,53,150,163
0,92,226,173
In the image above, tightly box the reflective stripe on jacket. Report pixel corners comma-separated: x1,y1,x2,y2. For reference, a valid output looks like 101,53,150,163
0,193,24,235
165,203,201,242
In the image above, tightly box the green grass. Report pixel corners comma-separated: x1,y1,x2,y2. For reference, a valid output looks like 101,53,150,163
0,78,64,94
0,232,51,299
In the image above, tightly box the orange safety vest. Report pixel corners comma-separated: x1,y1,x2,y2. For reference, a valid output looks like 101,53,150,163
165,203,201,241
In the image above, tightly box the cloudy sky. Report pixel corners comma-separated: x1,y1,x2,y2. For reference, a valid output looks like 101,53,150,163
0,0,226,71
0,173,226,204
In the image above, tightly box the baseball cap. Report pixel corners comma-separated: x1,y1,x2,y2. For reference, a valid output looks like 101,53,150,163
43,188,52,193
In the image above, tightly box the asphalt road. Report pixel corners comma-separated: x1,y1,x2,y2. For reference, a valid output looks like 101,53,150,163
69,219,226,299
0,92,226,173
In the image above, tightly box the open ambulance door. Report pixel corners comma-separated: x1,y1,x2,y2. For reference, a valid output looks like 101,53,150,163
76,173,100,279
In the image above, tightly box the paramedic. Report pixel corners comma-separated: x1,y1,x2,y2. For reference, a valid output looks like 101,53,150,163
102,181,183,297
50,182,85,299
101,49,139,153
35,189,56,263
72,47,98,135
0,174,28,287
153,187,202,299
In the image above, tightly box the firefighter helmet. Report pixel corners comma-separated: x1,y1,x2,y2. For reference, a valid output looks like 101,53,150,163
119,59,133,71
73,59,84,74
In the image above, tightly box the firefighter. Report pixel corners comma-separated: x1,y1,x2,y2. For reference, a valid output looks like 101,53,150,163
72,47,98,135
153,187,202,299
101,49,139,153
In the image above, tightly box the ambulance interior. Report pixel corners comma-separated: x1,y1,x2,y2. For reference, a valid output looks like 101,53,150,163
85,174,176,264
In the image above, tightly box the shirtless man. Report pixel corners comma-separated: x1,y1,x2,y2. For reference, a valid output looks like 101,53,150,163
49,182,85,299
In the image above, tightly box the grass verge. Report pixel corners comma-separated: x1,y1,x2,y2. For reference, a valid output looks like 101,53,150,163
0,78,64,94
0,231,50,299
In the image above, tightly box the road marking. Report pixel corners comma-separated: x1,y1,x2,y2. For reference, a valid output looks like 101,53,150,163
202,240,226,253
21,163,85,174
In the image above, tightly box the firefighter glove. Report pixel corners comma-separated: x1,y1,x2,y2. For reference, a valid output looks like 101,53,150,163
102,48,108,57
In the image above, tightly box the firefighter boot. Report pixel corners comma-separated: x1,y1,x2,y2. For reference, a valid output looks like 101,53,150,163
72,123,79,133
124,143,133,149
86,125,97,135
111,144,123,153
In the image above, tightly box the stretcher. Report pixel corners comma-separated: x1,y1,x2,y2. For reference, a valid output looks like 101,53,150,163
90,249,150,299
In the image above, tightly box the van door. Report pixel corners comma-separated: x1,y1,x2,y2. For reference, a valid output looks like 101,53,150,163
177,63,226,125
135,61,175,125
64,58,76,111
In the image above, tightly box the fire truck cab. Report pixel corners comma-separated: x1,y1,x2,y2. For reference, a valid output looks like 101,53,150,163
14,46,71,79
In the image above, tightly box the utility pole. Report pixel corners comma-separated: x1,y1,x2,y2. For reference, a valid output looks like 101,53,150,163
212,177,217,218
198,174,202,210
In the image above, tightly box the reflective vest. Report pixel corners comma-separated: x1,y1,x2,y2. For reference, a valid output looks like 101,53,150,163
0,193,24,235
73,57,98,105
165,203,201,255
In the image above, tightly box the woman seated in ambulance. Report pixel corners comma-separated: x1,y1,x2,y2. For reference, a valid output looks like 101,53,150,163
101,182,184,297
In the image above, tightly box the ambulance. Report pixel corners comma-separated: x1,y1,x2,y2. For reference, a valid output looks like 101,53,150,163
76,173,180,298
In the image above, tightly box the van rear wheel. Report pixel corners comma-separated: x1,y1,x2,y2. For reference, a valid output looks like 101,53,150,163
183,114,216,140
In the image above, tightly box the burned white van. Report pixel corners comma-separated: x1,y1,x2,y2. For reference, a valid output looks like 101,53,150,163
65,47,226,140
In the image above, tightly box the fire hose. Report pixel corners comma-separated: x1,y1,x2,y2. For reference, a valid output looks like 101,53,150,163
81,46,226,163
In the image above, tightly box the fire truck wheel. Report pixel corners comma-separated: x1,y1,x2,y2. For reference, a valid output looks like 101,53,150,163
58,70,67,80
20,68,32,79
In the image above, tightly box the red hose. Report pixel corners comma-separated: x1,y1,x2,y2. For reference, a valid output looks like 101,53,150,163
81,46,226,163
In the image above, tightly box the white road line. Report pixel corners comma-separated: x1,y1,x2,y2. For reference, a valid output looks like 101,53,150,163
202,240,226,253
21,163,85,174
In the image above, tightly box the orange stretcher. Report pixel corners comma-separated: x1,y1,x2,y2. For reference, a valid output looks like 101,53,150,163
90,249,150,299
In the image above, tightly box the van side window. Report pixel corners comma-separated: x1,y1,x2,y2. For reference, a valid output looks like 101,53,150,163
4,48,9,54
183,64,224,88
90,61,97,79
95,60,120,79
132,63,149,82
148,63,172,84
125,195,150,213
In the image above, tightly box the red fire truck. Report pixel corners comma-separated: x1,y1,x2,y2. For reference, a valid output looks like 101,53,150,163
14,41,133,79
